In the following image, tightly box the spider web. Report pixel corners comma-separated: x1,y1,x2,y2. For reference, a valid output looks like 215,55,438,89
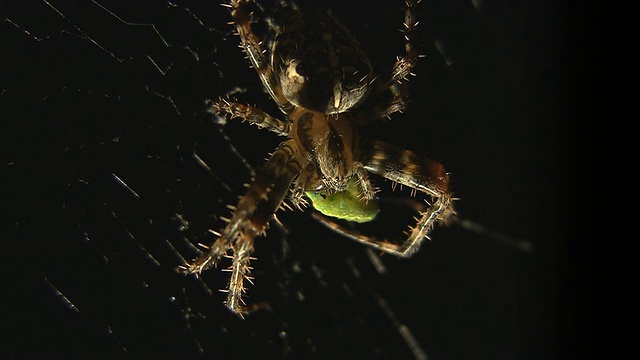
2,0,588,358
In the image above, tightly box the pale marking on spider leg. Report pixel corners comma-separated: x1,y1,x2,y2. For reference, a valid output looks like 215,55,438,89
390,0,420,83
362,140,449,198
228,0,290,109
182,140,302,313
211,98,291,136
400,195,452,257
226,235,255,316
354,163,377,202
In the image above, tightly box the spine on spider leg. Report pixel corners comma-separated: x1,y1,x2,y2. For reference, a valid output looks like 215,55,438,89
358,139,453,257
391,0,420,83
225,0,265,70
225,233,255,315
225,142,302,314
360,139,449,199
223,140,303,314
180,140,302,281
225,0,287,108
359,0,420,120
401,195,452,256
211,98,291,136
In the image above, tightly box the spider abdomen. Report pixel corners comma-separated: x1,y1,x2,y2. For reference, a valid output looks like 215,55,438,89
275,8,373,114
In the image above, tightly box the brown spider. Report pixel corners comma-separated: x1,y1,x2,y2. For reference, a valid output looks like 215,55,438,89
180,0,455,316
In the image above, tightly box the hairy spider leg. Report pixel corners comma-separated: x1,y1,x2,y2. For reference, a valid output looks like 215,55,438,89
225,0,293,113
181,140,302,315
353,162,378,202
210,97,292,136
390,0,421,84
312,196,450,257
325,139,453,257
356,0,420,120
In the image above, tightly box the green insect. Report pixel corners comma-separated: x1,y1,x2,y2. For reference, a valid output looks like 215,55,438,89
305,178,379,223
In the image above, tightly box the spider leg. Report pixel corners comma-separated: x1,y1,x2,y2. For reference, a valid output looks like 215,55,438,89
354,0,420,121
312,196,452,257
353,139,454,257
180,139,303,315
389,0,420,86
361,139,449,198
224,232,254,316
289,163,317,210
225,0,292,112
209,97,291,136
354,162,377,202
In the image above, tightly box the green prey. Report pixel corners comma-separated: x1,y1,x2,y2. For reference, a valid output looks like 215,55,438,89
305,178,379,223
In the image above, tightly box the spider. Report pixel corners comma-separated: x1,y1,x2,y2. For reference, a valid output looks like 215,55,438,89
180,0,455,316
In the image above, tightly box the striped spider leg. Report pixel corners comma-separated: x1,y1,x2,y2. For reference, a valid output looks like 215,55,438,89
313,139,455,258
179,135,303,315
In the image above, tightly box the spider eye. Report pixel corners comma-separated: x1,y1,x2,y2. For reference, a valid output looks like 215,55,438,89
295,62,309,78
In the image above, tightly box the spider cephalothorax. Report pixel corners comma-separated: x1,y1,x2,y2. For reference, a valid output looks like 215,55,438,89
180,0,454,316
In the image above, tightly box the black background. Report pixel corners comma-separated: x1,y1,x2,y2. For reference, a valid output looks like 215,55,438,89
2,0,599,359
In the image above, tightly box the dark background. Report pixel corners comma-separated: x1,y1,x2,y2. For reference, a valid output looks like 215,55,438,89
2,0,599,359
